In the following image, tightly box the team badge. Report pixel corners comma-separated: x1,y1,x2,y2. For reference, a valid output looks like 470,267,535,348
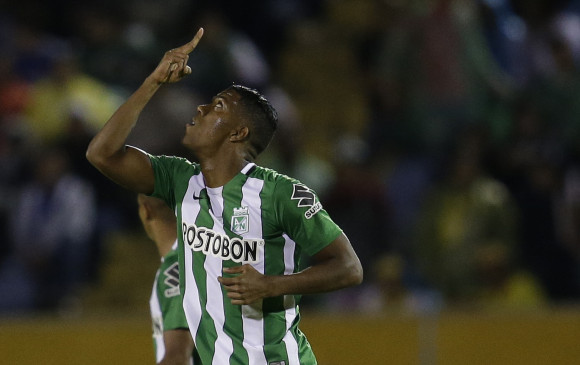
231,206,249,234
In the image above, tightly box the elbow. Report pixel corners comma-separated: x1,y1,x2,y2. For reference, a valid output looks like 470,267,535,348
85,141,112,170
85,142,100,167
342,259,364,288
350,260,364,286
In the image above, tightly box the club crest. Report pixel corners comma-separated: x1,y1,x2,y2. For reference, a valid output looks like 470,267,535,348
231,206,249,234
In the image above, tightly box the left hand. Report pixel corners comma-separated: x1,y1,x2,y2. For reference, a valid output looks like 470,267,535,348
218,264,271,305
149,27,204,84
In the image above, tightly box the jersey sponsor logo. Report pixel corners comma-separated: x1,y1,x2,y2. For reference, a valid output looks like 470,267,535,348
269,361,286,365
231,206,249,234
182,222,263,263
163,262,180,298
291,184,322,219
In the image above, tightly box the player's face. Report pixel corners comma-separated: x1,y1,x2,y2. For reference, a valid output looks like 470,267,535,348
182,89,242,153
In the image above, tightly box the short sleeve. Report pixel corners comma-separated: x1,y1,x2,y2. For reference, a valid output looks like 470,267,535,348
162,294,188,331
148,154,194,210
274,178,342,256
160,251,188,331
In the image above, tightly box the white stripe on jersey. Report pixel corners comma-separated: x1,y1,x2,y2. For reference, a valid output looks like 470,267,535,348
205,186,235,365
182,174,204,351
150,270,165,363
283,305,300,365
282,233,300,365
239,177,268,364
206,253,234,365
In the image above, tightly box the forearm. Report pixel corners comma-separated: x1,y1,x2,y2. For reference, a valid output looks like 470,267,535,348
269,234,364,297
87,28,203,164
268,256,362,297
220,233,363,305
160,329,195,365
158,354,192,365
86,77,160,163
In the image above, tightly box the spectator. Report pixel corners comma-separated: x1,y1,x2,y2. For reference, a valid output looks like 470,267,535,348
412,127,520,304
23,44,122,144
2,145,97,311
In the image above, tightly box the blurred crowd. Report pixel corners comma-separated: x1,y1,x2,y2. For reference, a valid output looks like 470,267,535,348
1,0,580,315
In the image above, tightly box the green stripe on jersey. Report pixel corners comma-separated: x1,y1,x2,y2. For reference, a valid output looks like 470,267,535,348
192,195,217,364
149,156,341,365
221,177,250,364
259,174,291,364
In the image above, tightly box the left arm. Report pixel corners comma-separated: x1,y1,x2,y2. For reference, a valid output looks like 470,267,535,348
159,329,195,365
218,232,363,305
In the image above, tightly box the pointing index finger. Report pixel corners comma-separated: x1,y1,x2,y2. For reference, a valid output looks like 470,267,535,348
180,27,204,55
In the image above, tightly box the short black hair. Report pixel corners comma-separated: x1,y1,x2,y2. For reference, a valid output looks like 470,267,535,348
228,84,278,156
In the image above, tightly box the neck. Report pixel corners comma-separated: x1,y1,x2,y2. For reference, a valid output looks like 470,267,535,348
199,149,251,187
150,223,177,258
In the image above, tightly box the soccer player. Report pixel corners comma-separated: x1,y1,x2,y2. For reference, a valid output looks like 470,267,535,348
137,193,198,365
87,28,363,365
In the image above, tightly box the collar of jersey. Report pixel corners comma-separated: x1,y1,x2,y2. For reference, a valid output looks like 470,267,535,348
201,162,256,196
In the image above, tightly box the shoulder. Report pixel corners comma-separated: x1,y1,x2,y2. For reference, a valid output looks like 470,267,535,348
251,165,321,208
149,154,200,173
150,154,197,166
250,165,301,187
162,246,180,264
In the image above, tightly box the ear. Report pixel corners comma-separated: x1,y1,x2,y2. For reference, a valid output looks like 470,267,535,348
141,201,153,220
229,126,250,143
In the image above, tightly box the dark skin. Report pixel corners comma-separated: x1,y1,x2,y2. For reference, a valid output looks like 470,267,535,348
86,28,363,306
160,330,195,365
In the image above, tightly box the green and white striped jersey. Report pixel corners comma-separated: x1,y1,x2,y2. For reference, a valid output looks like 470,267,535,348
149,155,342,365
150,241,193,364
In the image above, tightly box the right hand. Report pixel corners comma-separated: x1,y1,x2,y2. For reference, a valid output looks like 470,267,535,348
149,27,204,84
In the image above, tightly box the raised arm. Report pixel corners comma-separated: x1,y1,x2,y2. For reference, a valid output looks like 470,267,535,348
86,28,204,194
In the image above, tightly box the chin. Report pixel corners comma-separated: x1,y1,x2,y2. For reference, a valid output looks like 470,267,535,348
181,138,199,155
182,136,193,148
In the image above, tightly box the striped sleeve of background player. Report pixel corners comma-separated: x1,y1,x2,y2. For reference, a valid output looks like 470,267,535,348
274,178,342,256
160,250,188,331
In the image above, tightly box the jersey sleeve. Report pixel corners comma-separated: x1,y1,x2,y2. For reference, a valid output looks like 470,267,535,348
159,252,188,331
162,293,188,331
148,154,192,210
274,178,342,256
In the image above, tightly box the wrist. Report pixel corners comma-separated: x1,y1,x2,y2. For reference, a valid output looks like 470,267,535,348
265,275,285,297
143,75,163,89
132,77,162,102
